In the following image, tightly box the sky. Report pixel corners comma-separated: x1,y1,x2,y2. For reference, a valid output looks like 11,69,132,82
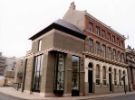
0,0,135,57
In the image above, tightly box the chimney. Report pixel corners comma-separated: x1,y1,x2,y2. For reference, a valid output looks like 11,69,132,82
69,2,76,10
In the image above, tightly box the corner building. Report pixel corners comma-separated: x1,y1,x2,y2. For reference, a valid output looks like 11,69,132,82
22,3,128,97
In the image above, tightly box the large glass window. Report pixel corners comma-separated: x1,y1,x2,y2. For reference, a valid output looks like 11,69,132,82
72,56,80,91
96,65,100,85
32,54,43,92
54,53,65,91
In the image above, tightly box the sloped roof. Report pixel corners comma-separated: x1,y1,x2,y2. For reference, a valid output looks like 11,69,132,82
29,19,86,40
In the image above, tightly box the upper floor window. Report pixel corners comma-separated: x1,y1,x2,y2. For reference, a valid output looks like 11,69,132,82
89,22,94,32
101,30,106,38
102,44,106,57
113,49,116,60
107,47,112,59
38,40,42,51
112,35,115,43
96,26,100,35
96,42,101,55
121,53,124,63
89,38,94,53
107,32,111,41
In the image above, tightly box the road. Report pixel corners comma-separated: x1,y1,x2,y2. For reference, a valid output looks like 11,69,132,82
90,93,135,100
0,93,23,100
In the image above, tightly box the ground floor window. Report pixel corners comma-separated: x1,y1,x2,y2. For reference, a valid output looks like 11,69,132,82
114,69,117,85
54,53,65,93
103,66,107,85
72,56,80,96
32,54,43,92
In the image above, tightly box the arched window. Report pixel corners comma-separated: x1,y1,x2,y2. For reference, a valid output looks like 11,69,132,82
114,69,117,85
96,64,100,85
119,70,122,85
103,66,107,85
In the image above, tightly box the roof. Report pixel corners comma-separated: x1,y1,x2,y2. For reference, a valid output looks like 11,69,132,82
29,19,86,40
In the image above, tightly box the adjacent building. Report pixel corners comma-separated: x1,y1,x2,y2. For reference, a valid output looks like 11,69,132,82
22,2,128,97
4,57,16,85
0,52,6,76
126,46,135,91
14,57,25,83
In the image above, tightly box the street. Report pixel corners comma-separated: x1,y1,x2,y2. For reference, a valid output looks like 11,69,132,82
90,93,135,100
0,93,22,100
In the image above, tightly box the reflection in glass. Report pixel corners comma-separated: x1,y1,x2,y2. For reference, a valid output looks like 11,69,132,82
72,56,80,90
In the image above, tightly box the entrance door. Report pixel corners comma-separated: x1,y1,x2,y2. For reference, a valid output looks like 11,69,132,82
88,63,93,93
109,68,112,92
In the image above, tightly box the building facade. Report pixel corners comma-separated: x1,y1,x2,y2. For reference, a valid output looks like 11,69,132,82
63,2,128,94
126,46,135,91
22,3,128,97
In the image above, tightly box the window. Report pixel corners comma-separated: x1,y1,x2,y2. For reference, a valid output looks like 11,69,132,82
89,22,94,32
96,42,101,55
103,66,107,85
119,53,124,63
121,53,124,63
112,35,115,43
101,30,106,38
54,53,65,91
114,69,117,85
107,32,111,41
72,56,80,91
102,45,106,57
96,26,100,35
119,70,122,86
96,65,100,85
117,51,120,62
89,38,94,53
107,47,112,59
32,54,43,92
38,40,42,51
113,49,116,60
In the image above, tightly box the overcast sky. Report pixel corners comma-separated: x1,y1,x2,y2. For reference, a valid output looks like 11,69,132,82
0,0,135,57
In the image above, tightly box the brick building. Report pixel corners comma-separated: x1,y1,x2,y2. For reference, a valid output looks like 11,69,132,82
126,46,135,91
22,2,128,97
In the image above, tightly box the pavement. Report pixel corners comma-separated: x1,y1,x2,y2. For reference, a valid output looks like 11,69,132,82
0,87,135,100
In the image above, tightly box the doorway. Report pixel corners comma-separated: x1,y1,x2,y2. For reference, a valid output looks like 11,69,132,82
88,63,93,93
109,67,112,92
